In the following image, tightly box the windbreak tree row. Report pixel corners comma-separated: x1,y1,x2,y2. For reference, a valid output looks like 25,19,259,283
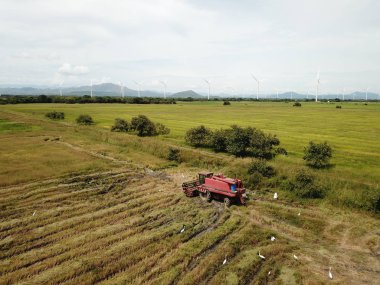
0,95,177,105
185,125,287,159
111,115,170,137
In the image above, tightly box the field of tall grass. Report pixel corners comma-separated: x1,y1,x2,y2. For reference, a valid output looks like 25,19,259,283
2,101,379,211
0,102,379,284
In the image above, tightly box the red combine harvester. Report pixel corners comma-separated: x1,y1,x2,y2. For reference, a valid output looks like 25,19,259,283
182,172,247,207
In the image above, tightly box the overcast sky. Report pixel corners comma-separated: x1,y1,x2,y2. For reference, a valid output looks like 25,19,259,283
1,0,379,94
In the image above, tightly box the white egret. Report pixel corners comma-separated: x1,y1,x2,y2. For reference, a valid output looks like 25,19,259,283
180,225,186,233
258,251,266,260
32,211,36,216
273,192,278,199
328,267,333,279
293,254,299,260
222,254,227,265
271,236,276,241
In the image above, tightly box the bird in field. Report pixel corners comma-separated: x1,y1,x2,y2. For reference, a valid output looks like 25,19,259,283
271,236,276,241
268,271,271,276
181,173,185,178
258,251,266,260
328,267,333,279
222,254,227,265
298,212,301,216
293,254,299,260
32,211,36,216
180,225,185,233
273,192,278,199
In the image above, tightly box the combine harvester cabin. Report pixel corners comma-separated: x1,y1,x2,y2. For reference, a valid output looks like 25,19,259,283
182,172,246,207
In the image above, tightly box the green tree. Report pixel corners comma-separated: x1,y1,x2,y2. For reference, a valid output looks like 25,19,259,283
185,125,212,147
225,125,252,156
303,141,333,168
130,115,157,136
210,129,229,152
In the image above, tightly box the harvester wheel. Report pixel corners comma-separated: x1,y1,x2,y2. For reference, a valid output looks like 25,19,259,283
224,197,231,208
206,191,212,202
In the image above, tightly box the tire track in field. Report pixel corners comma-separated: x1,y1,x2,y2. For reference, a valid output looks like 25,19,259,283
0,179,154,234
0,191,176,260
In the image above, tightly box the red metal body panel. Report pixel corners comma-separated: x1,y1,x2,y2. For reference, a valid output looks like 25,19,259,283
182,173,246,205
205,177,231,191
198,185,237,197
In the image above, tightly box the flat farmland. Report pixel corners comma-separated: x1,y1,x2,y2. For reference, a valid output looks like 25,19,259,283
3,102,380,206
0,102,379,284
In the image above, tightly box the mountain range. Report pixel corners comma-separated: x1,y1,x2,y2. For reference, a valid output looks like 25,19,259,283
0,83,378,99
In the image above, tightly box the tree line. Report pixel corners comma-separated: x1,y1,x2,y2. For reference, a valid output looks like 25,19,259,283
0,95,177,105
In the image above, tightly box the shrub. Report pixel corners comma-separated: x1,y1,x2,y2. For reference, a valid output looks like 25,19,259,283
225,125,252,156
155,122,170,135
303,141,333,168
167,147,181,162
130,115,157,136
336,105,342,109
185,125,213,147
285,169,327,198
45,111,64,120
247,172,264,189
210,129,228,152
249,129,280,159
248,159,276,178
275,147,288,155
76,114,94,125
293,102,302,107
223,101,231,105
111,118,130,132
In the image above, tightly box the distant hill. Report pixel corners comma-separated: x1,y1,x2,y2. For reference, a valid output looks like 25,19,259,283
0,83,162,97
170,90,203,98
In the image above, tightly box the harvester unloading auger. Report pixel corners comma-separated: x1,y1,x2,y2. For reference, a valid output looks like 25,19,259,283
182,172,247,207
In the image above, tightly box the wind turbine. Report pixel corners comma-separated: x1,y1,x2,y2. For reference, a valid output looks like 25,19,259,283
119,81,124,98
59,81,63,96
204,79,211,100
90,79,93,98
315,69,320,102
342,87,345,101
366,87,370,101
251,74,260,100
133,81,141,97
159,80,167,99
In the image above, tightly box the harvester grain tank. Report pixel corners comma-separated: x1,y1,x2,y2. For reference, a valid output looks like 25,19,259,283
182,172,246,207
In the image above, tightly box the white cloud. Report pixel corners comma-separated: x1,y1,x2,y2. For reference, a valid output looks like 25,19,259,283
58,63,89,76
0,0,379,93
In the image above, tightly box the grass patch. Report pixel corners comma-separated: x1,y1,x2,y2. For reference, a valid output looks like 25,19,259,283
0,118,38,133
